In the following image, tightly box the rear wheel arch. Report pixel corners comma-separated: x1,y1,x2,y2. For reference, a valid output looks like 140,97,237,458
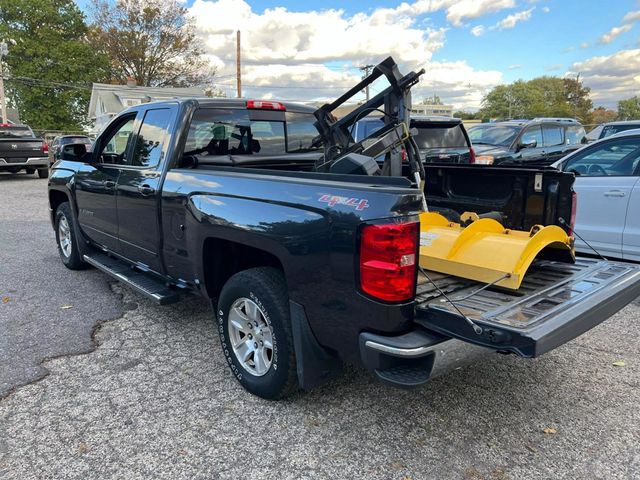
202,237,286,300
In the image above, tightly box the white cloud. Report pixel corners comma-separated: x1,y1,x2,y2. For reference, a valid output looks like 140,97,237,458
470,25,485,36
623,10,640,23
569,49,640,106
599,24,633,44
580,42,589,49
495,8,535,30
189,0,504,109
542,6,550,13
445,0,516,26
508,64,522,70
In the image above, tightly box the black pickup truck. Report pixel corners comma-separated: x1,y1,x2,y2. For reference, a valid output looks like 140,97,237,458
48,60,640,399
0,123,49,177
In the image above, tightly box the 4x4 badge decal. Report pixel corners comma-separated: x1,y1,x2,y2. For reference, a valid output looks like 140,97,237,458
318,194,370,211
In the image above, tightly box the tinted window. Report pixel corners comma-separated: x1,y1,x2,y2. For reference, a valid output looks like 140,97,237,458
0,126,34,138
468,125,520,147
285,112,320,152
130,108,173,167
413,124,468,149
184,108,318,157
586,125,603,141
60,136,92,145
564,138,640,176
566,125,586,145
542,126,563,147
356,118,385,140
520,126,542,146
601,124,640,139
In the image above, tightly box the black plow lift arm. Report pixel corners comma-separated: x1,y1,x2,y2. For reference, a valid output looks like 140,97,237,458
311,57,426,195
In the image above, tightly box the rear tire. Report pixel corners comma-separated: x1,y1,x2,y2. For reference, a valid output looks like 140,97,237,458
216,267,298,399
55,202,87,270
37,168,49,178
26,168,35,175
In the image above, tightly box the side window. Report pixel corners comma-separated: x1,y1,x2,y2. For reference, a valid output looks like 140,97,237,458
564,139,640,176
542,125,563,147
566,125,586,145
97,116,135,165
520,126,542,147
130,108,174,167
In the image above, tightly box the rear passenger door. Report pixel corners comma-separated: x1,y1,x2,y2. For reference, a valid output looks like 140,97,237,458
563,137,640,258
116,105,178,273
542,124,565,163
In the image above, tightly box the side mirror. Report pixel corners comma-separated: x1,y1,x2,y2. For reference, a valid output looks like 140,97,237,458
519,139,537,150
60,143,89,162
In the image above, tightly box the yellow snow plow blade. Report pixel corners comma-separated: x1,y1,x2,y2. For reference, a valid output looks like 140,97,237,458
419,212,575,290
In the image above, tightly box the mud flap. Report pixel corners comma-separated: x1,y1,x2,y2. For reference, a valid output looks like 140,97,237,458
290,301,342,390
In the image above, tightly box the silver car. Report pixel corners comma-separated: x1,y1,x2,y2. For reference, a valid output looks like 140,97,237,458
553,129,640,261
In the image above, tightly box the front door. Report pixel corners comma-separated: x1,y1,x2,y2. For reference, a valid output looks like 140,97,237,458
563,137,640,258
517,126,546,162
75,115,136,251
116,106,177,273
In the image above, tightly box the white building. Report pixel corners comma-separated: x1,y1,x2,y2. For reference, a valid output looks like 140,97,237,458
410,103,454,117
87,79,206,135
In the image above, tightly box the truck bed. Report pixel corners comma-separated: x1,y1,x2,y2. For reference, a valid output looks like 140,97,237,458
415,257,640,357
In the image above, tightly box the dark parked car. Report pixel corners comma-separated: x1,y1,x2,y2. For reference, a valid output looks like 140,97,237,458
0,123,49,177
49,135,93,166
354,115,475,163
586,120,640,143
468,118,586,166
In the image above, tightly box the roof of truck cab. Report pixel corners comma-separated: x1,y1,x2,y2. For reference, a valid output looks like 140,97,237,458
126,97,317,114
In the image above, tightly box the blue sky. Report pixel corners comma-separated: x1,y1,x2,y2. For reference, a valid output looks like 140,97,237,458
78,0,640,109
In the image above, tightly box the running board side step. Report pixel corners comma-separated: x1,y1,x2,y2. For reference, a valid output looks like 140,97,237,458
83,252,180,305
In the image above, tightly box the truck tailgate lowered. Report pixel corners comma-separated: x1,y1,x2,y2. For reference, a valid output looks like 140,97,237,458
415,258,640,357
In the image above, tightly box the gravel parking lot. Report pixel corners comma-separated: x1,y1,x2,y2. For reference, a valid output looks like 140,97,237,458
1,172,639,480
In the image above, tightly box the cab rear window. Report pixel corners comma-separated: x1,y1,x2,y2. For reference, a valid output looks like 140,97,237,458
184,108,319,156
0,126,35,138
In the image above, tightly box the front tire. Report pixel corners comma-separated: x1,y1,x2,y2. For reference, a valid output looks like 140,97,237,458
37,168,49,178
217,267,298,399
55,202,86,270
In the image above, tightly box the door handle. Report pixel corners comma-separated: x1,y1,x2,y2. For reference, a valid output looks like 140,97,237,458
604,190,625,197
104,180,116,189
138,184,156,196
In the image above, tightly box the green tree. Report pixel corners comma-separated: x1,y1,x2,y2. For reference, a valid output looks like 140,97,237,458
617,96,640,120
452,110,479,120
0,0,109,130
89,0,215,87
479,76,592,122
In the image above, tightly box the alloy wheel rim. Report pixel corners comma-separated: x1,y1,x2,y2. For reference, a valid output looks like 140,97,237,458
58,215,72,258
227,297,274,377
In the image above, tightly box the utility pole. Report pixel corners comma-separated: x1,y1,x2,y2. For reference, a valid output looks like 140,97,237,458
359,64,374,101
573,72,581,120
0,41,8,124
236,30,242,99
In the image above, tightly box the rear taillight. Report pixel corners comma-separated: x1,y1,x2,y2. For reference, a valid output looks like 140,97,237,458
246,100,286,111
469,147,476,164
42,142,49,154
568,191,577,236
401,148,407,162
359,220,419,302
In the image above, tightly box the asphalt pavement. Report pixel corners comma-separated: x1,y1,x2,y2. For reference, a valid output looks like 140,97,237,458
1,171,639,479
